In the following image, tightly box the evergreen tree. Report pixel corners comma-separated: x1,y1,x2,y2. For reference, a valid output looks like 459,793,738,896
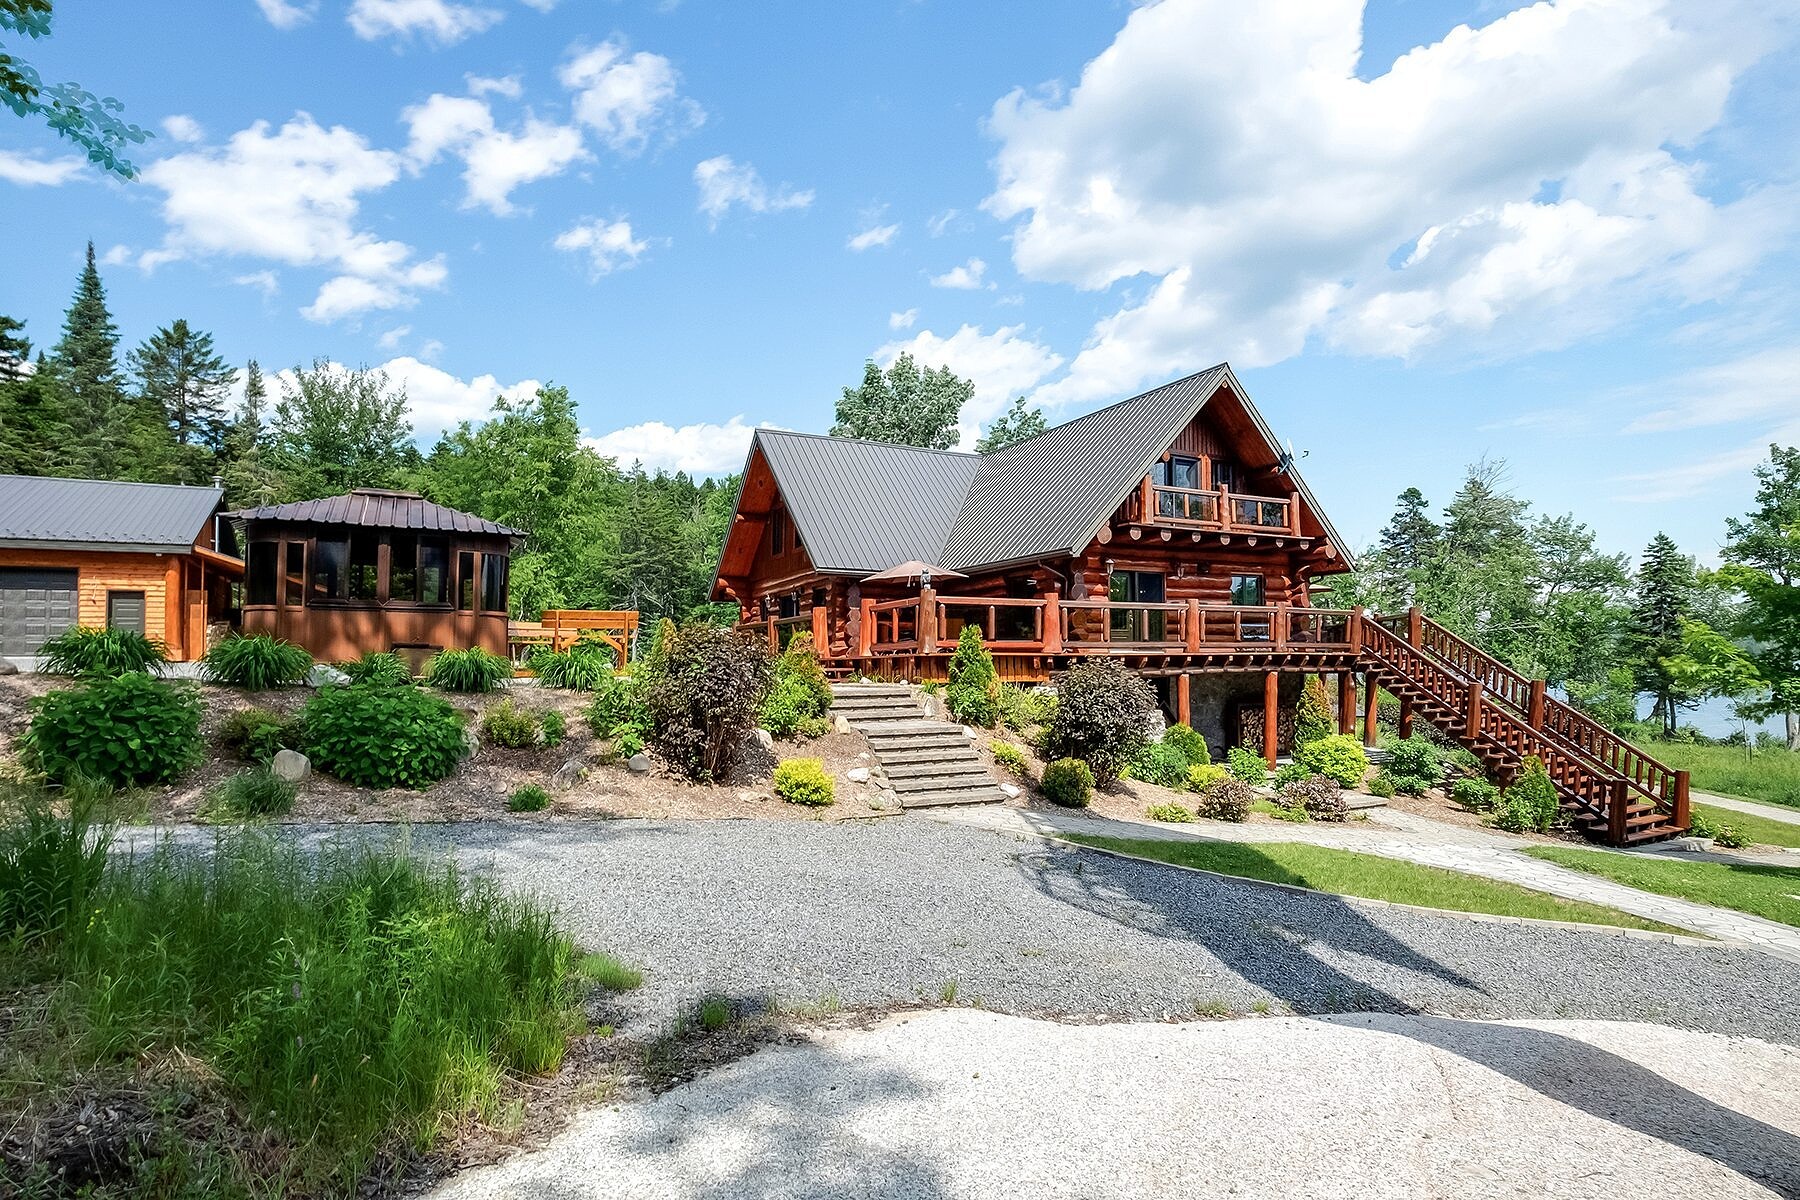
1371,486,1439,605
0,315,31,380
830,353,970,448
50,241,133,476
218,359,284,507
1712,444,1800,748
129,318,233,457
975,396,1047,453
1628,533,1699,736
267,360,413,500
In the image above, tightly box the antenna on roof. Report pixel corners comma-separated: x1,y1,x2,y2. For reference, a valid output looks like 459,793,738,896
1278,440,1308,473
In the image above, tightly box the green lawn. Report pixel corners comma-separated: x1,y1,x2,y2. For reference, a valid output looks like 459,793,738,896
1649,742,1800,810
1524,846,1800,928
1692,801,1800,850
1060,834,1681,932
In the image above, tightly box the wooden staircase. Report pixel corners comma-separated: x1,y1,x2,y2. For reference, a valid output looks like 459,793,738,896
830,684,1010,809
1358,609,1689,846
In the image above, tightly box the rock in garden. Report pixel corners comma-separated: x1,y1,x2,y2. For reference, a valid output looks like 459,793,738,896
921,696,940,718
834,715,854,734
737,790,771,803
627,753,652,775
871,790,900,811
0,659,17,676
271,748,310,782
857,751,870,761
846,766,871,783
999,782,1022,799
551,757,586,791
963,725,979,739
1669,836,1713,853
754,728,775,749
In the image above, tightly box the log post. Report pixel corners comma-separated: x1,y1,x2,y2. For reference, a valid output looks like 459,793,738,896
1177,673,1191,728
1362,676,1380,748
1348,606,1364,653
1263,670,1280,768
1338,671,1356,736
1673,769,1692,831
1287,490,1302,536
1607,777,1630,845
856,598,875,658
1398,698,1414,740
766,615,778,653
1272,605,1288,650
1407,606,1423,647
1219,483,1232,529
1139,475,1153,522
1465,681,1484,742
1184,598,1201,653
1041,591,1063,654
1527,680,1546,730
919,586,938,655
811,605,828,651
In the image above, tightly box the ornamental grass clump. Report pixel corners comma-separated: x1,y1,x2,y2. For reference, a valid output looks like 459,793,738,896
303,682,467,789
38,625,168,678
945,625,1001,728
1044,659,1157,786
202,634,314,689
338,650,412,687
427,646,512,693
508,784,551,813
207,765,298,819
529,638,617,691
0,778,112,943
24,674,201,787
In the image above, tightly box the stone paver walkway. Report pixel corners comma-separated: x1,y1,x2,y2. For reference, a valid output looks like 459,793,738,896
1695,791,1800,826
934,804,1800,966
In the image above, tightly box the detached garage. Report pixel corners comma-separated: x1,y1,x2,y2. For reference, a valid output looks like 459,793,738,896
0,475,243,661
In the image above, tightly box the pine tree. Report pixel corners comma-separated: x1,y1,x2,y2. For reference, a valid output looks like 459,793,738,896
0,315,31,381
50,241,131,475
1714,445,1800,749
1628,533,1698,736
219,359,284,506
1371,487,1439,605
129,318,234,455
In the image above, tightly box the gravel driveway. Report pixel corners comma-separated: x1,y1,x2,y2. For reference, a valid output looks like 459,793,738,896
360,816,1800,1045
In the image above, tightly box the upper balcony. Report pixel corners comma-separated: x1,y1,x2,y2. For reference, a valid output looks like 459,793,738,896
1113,476,1306,544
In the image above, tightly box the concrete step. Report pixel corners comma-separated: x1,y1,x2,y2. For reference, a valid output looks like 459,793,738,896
836,707,925,723
899,785,1011,809
831,684,912,698
883,759,991,782
877,746,987,766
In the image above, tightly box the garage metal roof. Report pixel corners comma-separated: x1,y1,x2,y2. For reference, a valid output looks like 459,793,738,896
0,474,223,552
228,488,521,537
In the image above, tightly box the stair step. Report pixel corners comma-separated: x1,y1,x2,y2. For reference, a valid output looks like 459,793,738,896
883,759,990,781
831,685,912,697
898,785,1011,809
877,746,984,766
835,707,926,722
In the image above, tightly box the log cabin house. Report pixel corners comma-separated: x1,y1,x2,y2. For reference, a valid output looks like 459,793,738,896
0,474,241,661
712,364,1692,845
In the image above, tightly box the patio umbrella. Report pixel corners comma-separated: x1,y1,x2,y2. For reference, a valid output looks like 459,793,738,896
861,560,967,585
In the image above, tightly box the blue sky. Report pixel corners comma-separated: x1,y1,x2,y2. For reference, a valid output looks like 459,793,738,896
4,0,1797,566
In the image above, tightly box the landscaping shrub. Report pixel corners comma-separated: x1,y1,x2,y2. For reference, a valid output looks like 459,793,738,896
1145,801,1193,823
990,740,1027,775
1294,735,1369,789
1258,798,1312,822
1160,723,1209,766
529,638,617,691
772,757,835,806
998,684,1055,733
1187,763,1228,790
646,623,773,782
219,706,298,763
1713,823,1751,849
1450,777,1500,811
1225,745,1268,784
1192,776,1255,822
944,625,1001,727
427,646,512,693
302,682,467,789
0,779,111,943
1491,756,1561,833
202,634,313,689
1273,761,1311,787
1368,770,1398,799
587,666,651,743
1129,741,1193,789
508,784,551,813
1041,758,1094,808
1390,773,1432,796
338,650,412,687
761,634,833,738
1294,674,1334,748
25,674,201,787
208,766,298,819
481,697,543,748
1280,774,1346,822
541,709,566,747
1044,659,1157,785
38,625,168,677
1386,736,1442,783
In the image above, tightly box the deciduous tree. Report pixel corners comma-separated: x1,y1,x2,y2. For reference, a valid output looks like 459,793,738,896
830,353,970,449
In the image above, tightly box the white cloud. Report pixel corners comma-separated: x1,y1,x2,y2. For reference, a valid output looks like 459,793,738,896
466,73,522,99
138,115,446,322
559,37,702,154
888,308,918,331
877,323,1064,446
403,91,586,214
518,0,558,10
234,270,281,296
585,415,764,475
929,257,987,290
419,338,445,361
693,155,813,227
848,222,900,251
254,0,316,29
161,115,204,143
985,0,1796,406
554,217,649,277
377,325,412,350
1624,346,1800,433
347,0,502,45
100,244,132,266
926,209,960,237
0,149,86,186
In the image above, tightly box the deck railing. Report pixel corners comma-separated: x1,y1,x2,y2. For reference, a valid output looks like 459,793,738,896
1134,479,1302,535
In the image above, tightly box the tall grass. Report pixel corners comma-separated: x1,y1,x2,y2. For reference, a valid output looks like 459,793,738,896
37,626,169,677
202,634,314,689
0,778,114,942
1647,742,1800,809
426,647,512,693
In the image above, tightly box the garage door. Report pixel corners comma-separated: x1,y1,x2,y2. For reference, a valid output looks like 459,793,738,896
0,568,79,656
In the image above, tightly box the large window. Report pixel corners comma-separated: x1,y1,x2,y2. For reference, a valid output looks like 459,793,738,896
283,541,305,607
348,532,380,601
1109,570,1166,642
246,541,278,606
1230,574,1265,606
419,538,449,605
771,512,785,555
458,551,476,610
312,538,348,601
390,533,418,603
480,553,507,613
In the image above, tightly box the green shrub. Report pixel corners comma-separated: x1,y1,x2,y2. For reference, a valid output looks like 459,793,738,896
944,625,1001,727
1713,823,1751,849
302,683,467,789
990,741,1027,775
1491,756,1561,834
529,638,617,691
1450,777,1500,811
508,785,551,813
1391,773,1432,796
998,685,1056,733
427,646,512,693
1160,723,1209,766
1294,674,1334,748
586,667,651,742
1044,659,1157,785
773,757,835,806
1368,770,1398,799
219,706,298,763
1295,735,1369,789
1225,746,1268,784
762,668,829,739
481,697,542,748
25,674,201,787
1272,761,1311,786
1386,736,1441,783
1187,763,1229,790
541,709,567,747
1280,775,1346,821
1688,810,1748,848
646,624,773,782
208,766,297,819
1129,742,1192,789
1041,758,1094,808
0,779,112,943
1193,776,1255,822
338,650,412,687
1146,801,1193,823
1258,799,1312,823
202,634,313,689
38,625,168,677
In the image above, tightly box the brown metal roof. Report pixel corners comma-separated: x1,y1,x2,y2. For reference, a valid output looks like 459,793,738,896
227,488,521,537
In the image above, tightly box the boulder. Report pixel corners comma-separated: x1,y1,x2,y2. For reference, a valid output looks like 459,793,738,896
962,725,979,739
846,766,871,784
754,728,775,749
870,790,900,812
551,757,586,791
626,753,653,775
834,715,855,734
271,748,310,782
920,695,940,718
737,790,771,804
998,782,1022,799
0,659,17,676
1668,836,1713,853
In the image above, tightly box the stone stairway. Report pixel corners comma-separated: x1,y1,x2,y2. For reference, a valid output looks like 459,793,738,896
830,684,1009,809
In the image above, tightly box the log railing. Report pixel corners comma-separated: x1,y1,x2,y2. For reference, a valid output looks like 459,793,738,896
1134,480,1302,536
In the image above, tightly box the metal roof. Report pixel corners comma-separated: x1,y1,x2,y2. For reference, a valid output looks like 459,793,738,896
0,474,222,552
228,488,521,537
753,431,982,574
